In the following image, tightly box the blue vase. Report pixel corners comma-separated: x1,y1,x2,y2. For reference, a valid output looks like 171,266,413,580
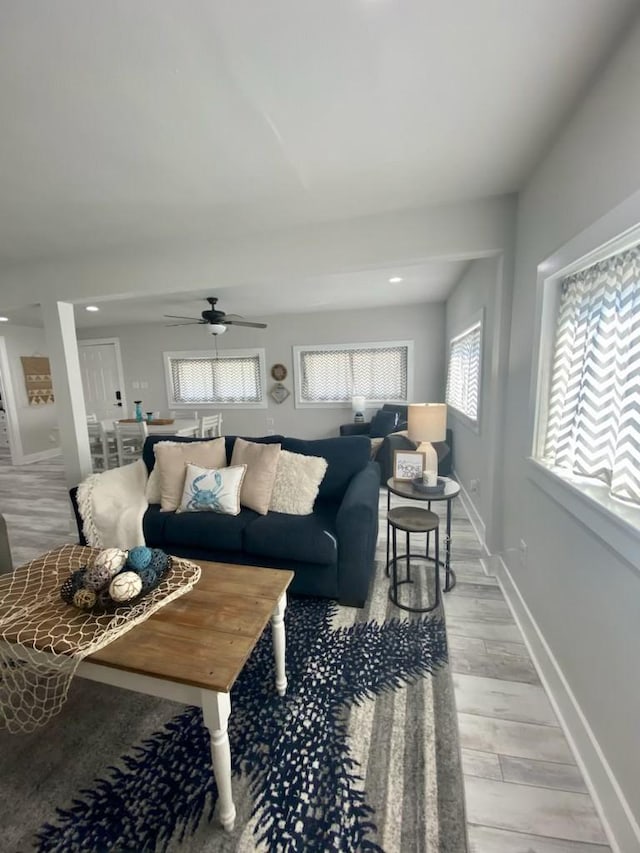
134,401,143,422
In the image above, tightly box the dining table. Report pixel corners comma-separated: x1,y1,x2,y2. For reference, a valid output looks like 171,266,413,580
101,418,200,438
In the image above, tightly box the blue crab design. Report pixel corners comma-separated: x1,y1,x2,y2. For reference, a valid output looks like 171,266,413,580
185,471,224,512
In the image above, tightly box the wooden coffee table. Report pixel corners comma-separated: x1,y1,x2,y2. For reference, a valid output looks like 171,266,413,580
79,559,294,832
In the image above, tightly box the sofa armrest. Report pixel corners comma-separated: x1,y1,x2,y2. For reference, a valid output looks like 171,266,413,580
335,460,380,606
339,422,371,437
69,486,88,546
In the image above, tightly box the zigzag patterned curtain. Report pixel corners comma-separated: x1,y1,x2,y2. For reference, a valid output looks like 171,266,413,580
543,245,640,505
170,355,261,403
446,323,481,421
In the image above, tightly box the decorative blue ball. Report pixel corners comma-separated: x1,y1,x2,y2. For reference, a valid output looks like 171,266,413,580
126,546,153,571
138,566,158,592
149,549,170,577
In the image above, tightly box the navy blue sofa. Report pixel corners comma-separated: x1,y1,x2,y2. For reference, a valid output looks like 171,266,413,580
70,434,380,608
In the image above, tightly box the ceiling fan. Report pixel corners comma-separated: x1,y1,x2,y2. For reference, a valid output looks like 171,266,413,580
164,297,267,335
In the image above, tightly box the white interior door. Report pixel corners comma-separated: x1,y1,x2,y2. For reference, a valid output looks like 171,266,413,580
78,340,126,422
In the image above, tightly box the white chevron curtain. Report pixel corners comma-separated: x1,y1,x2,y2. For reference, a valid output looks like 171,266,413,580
446,323,481,422
543,244,640,505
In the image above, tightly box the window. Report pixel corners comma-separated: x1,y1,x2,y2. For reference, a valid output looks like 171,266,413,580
541,244,640,506
164,349,267,408
293,341,412,407
446,320,482,424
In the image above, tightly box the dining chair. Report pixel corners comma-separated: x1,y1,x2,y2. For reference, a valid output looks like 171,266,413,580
87,422,119,471
113,421,148,467
169,410,199,421
199,413,223,438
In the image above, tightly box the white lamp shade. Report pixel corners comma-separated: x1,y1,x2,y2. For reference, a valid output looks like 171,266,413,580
351,395,366,414
408,404,447,443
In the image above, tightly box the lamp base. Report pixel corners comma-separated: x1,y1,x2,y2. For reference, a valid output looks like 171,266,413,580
415,441,439,483
353,413,365,423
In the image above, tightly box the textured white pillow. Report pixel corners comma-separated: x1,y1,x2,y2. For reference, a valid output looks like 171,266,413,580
145,464,161,504
178,463,247,515
269,450,328,515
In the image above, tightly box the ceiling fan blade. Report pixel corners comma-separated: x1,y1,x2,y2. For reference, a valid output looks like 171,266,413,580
223,313,245,320
165,321,201,326
224,319,268,329
163,314,203,321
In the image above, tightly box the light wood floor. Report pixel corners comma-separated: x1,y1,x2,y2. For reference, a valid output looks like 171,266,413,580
0,452,610,851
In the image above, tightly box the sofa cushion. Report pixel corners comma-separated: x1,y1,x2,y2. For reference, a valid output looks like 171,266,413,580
269,450,328,515
230,438,281,515
281,435,370,501
160,506,259,552
154,438,227,511
178,463,246,515
244,508,338,565
369,409,398,438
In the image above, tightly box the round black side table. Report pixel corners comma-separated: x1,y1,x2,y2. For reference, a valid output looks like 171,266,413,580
388,505,440,613
386,476,461,593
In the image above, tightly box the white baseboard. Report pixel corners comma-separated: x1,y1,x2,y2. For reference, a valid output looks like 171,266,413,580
487,551,640,853
19,447,62,465
453,469,489,557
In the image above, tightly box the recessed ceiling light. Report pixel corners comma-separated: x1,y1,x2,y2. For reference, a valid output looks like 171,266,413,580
389,276,403,283
0,316,8,322
85,305,100,312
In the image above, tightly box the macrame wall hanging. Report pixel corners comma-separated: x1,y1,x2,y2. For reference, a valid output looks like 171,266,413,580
20,355,54,405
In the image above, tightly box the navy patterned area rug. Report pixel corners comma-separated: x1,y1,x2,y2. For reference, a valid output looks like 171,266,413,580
0,570,466,852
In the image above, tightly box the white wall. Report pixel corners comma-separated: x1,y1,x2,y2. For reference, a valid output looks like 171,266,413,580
78,303,446,439
445,256,500,538
0,326,60,459
503,16,640,847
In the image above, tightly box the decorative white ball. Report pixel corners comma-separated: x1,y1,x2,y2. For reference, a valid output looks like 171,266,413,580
94,548,128,577
108,571,143,603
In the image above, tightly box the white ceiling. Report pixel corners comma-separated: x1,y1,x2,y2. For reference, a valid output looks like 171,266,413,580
2,259,470,327
0,0,636,318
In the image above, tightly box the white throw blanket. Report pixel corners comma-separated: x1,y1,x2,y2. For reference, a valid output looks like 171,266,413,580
77,459,149,549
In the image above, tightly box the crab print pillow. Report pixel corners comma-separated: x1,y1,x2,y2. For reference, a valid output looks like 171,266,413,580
178,463,247,515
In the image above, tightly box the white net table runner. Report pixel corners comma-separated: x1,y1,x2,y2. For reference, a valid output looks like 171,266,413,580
0,544,201,733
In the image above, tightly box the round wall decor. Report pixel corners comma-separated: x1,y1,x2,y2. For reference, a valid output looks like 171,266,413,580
270,363,288,381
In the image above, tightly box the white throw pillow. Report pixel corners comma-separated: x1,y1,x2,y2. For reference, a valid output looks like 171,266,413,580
269,450,328,515
178,463,247,515
145,464,161,504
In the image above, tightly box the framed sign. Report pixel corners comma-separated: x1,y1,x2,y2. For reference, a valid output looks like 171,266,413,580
393,449,426,481
270,382,290,404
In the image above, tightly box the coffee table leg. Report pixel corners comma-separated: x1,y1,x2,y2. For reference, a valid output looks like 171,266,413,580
201,690,236,832
272,592,287,696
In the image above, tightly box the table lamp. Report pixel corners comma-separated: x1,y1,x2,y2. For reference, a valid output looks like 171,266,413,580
351,395,366,423
408,403,447,484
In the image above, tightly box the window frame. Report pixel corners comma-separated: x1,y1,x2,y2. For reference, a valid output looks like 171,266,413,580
529,188,640,569
292,340,414,409
163,348,268,410
445,310,483,433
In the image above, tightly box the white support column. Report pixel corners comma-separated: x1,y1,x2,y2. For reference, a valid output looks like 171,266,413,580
42,301,92,487
201,690,236,832
272,592,288,696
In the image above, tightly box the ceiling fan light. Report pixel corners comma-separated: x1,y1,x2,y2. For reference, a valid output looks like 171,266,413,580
207,323,227,335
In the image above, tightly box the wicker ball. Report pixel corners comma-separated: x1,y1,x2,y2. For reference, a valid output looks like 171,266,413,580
93,548,128,576
149,549,170,577
84,563,116,592
73,588,97,610
138,566,158,592
109,571,143,603
60,568,88,604
126,546,153,571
